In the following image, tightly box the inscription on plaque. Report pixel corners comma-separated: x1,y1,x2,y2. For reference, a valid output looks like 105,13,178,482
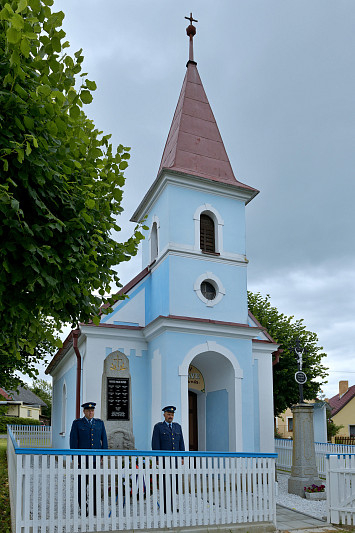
107,377,129,421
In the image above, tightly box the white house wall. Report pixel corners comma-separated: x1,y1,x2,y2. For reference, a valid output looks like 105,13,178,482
51,352,77,449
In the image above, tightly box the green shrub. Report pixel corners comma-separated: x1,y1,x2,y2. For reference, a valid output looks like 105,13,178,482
0,417,41,433
0,405,9,416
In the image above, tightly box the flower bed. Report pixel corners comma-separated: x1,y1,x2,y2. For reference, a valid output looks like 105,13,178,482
304,484,326,500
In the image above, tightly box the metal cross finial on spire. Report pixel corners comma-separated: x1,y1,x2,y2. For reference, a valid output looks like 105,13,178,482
185,12,198,25
185,12,198,64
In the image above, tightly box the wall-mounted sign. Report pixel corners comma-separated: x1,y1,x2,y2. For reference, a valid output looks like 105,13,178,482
188,365,205,393
107,377,129,420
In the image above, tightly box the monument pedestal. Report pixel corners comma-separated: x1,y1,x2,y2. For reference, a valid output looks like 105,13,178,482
288,403,322,497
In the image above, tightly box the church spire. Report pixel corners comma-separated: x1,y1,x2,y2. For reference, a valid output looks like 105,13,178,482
185,12,198,65
157,15,258,196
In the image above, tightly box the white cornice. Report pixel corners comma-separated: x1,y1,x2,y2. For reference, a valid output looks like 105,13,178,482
252,341,279,357
80,325,146,343
151,244,248,273
143,316,264,343
131,170,258,223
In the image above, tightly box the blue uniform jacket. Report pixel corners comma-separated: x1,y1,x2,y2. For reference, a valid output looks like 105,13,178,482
70,417,108,450
151,422,185,451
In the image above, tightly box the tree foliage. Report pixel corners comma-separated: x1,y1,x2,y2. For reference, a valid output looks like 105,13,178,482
0,0,145,389
30,378,51,418
248,292,328,416
327,418,344,441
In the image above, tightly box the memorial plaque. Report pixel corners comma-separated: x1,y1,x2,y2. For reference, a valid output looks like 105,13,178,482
295,371,307,385
101,350,135,449
107,377,129,421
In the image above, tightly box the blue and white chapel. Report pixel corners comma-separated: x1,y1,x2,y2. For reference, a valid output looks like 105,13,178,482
47,19,278,454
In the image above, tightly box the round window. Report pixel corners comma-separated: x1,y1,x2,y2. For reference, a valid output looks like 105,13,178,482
200,281,216,300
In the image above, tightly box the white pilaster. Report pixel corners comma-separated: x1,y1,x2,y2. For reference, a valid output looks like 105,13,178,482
254,349,275,452
151,349,162,433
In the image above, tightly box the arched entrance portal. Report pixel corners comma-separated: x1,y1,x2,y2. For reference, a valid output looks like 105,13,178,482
180,342,243,452
190,351,235,451
188,391,198,450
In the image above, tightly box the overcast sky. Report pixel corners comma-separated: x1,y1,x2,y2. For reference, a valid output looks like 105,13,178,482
42,0,355,400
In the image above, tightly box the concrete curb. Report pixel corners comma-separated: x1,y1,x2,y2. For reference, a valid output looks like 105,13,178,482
107,523,276,533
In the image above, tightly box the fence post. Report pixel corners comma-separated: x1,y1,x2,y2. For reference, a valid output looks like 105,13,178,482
16,454,23,533
327,454,340,524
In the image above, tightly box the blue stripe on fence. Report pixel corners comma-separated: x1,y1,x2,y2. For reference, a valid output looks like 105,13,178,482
8,425,276,457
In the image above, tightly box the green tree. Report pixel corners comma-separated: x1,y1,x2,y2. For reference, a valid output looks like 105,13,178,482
248,292,328,416
30,378,52,418
327,418,344,442
0,0,145,390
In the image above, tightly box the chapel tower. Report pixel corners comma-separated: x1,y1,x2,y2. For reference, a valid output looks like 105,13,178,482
131,14,258,327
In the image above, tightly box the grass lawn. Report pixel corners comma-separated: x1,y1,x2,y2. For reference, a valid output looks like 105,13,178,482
0,440,12,533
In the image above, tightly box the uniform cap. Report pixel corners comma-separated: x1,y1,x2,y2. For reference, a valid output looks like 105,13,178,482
162,405,176,413
82,402,96,409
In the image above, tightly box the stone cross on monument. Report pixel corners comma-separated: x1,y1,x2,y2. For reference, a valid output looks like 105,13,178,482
294,337,307,403
288,338,321,497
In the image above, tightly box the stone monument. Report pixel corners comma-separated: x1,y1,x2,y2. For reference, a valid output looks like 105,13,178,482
288,403,322,497
101,350,135,449
288,338,321,497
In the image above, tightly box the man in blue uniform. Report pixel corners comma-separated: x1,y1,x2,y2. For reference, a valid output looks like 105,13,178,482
151,405,185,452
70,402,108,515
152,406,185,513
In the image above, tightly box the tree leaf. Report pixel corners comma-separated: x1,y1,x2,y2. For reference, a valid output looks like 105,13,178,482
17,149,24,163
16,0,28,11
85,199,95,209
80,90,93,104
20,37,30,57
7,27,21,44
69,105,80,118
52,36,61,52
85,79,97,91
11,13,24,30
11,199,20,211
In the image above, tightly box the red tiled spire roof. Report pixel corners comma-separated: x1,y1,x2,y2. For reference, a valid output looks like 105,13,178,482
157,18,257,194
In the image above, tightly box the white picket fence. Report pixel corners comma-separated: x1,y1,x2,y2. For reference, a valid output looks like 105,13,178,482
275,438,355,478
7,425,277,532
9,424,52,448
327,454,355,526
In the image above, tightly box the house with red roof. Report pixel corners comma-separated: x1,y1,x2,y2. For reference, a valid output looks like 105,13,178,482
328,381,355,438
0,386,47,421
